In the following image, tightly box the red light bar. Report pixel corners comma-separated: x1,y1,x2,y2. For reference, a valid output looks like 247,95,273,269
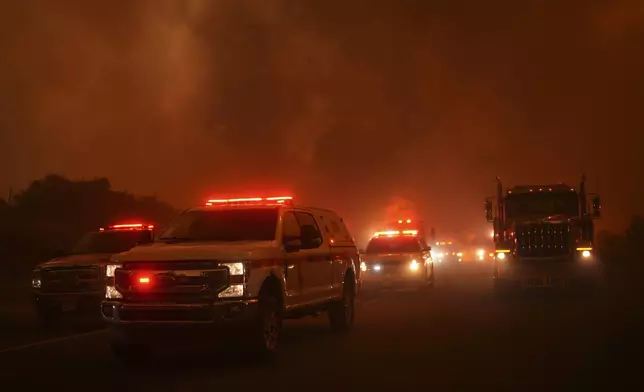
100,223,154,231
138,277,150,284
206,196,293,206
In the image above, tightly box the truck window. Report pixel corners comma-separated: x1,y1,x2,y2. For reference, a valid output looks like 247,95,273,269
69,231,148,255
366,237,421,254
282,211,301,238
294,212,323,247
158,208,278,242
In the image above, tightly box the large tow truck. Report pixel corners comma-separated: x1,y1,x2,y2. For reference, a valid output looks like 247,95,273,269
485,175,602,293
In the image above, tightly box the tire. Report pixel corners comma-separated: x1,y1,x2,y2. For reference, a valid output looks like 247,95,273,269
247,294,282,359
329,279,355,333
110,342,150,364
417,265,433,291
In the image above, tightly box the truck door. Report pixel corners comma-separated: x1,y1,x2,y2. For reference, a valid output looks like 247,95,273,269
294,211,333,303
281,211,303,307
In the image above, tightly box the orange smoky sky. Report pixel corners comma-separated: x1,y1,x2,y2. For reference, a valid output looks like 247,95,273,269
0,0,642,244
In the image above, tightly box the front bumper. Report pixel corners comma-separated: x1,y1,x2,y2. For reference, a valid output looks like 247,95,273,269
33,291,103,316
102,299,259,326
495,257,603,288
362,267,426,285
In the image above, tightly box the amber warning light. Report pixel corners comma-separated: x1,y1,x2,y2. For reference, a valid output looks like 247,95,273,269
373,230,418,237
206,196,293,206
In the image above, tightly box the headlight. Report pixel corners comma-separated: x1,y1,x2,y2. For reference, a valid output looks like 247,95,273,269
360,261,367,271
105,285,122,299
409,260,419,271
221,262,244,276
106,264,120,277
218,284,244,297
373,265,381,271
31,269,41,288
497,252,506,260
581,250,591,258
476,249,484,256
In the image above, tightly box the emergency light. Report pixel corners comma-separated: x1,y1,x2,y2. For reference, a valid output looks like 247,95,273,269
205,196,294,206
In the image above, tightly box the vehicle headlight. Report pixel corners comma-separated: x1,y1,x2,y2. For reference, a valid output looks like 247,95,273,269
218,284,244,298
105,285,122,299
581,250,591,258
410,260,419,271
497,252,506,260
360,261,367,271
220,262,245,276
476,249,484,256
106,264,120,277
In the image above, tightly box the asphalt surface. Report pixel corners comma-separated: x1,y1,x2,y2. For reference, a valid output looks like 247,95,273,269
0,263,642,390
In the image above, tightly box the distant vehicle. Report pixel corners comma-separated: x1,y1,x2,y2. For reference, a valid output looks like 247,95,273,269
360,229,434,290
432,240,460,263
485,175,602,294
31,223,155,327
102,195,359,362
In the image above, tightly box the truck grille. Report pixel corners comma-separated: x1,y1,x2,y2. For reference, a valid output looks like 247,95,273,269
115,261,228,303
40,266,102,293
515,223,571,258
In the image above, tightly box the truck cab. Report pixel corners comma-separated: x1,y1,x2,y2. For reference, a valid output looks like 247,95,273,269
31,223,155,327
102,196,359,361
484,176,602,293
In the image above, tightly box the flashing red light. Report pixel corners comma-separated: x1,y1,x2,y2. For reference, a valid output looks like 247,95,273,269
138,276,150,284
102,223,154,231
206,196,293,206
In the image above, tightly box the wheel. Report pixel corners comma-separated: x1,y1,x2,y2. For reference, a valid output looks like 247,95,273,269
417,265,433,291
329,279,355,332
248,294,282,358
110,342,150,364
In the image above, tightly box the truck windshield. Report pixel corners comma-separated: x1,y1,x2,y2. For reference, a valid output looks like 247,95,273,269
70,231,151,254
366,237,421,254
158,208,278,242
505,192,579,220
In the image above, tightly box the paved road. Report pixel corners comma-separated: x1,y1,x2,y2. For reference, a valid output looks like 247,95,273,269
0,263,641,390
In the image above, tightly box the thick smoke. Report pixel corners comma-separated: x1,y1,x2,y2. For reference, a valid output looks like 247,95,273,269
0,0,642,241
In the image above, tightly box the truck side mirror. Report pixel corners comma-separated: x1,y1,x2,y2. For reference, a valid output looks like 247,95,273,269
592,196,601,218
485,200,493,222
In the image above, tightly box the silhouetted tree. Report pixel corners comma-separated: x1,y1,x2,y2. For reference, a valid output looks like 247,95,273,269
0,174,179,275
